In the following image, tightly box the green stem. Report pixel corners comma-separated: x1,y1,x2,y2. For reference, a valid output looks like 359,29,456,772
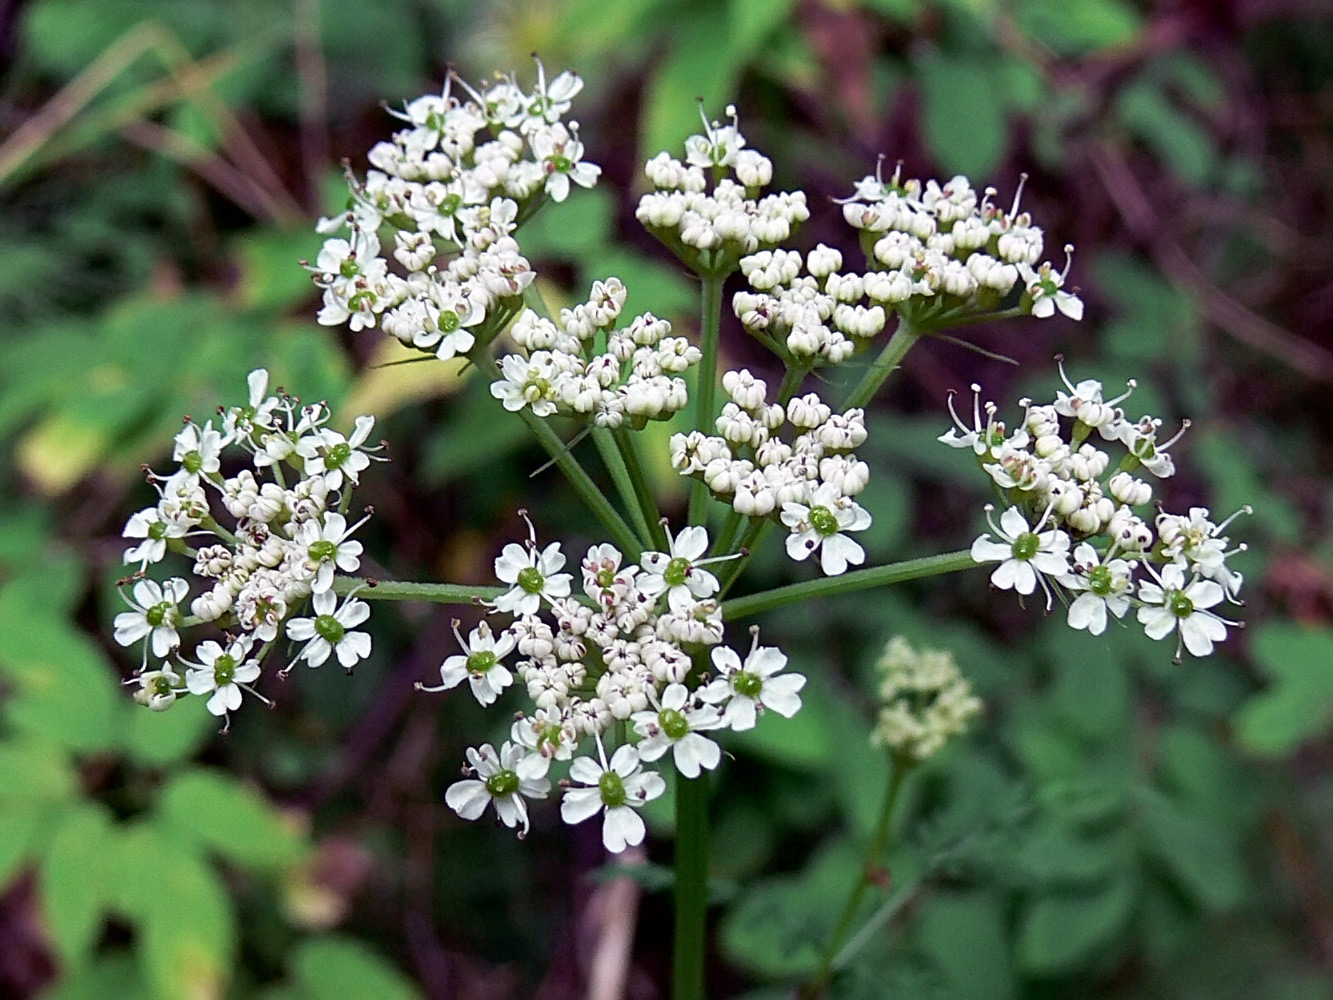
331,577,504,604
842,317,920,410
613,427,669,551
777,361,809,405
592,427,655,549
721,549,975,621
801,756,911,1000
717,518,768,594
688,273,726,525
673,770,710,1000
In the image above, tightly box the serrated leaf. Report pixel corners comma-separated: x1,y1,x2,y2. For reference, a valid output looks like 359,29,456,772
1138,787,1247,912
39,803,114,965
292,936,423,1000
1234,623,1333,755
917,51,1007,180
158,769,307,870
0,738,78,803
916,891,1015,1000
1017,876,1135,974
123,696,215,768
137,847,235,1000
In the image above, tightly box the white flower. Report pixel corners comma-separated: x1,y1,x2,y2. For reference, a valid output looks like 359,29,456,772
938,384,1026,458
184,636,263,717
114,577,188,661
560,741,665,854
531,123,600,202
295,415,378,491
122,507,189,567
1018,247,1082,320
1136,562,1235,660
630,683,723,779
297,511,367,593
420,620,516,707
490,352,560,417
132,666,184,711
638,525,732,612
1061,542,1135,635
700,635,805,731
173,422,223,479
780,482,872,576
286,589,373,670
445,742,550,838
493,539,572,616
970,504,1071,608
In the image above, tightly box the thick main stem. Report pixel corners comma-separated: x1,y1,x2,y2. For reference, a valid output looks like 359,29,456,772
801,757,910,999
688,273,726,525
673,771,710,1000
842,317,920,410
721,549,975,620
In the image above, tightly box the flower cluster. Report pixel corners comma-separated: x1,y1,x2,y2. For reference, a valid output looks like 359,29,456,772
839,163,1081,324
310,62,599,355
870,637,982,761
114,369,379,723
948,364,1247,660
490,276,701,427
426,517,806,850
733,245,888,365
636,106,810,276
670,371,872,575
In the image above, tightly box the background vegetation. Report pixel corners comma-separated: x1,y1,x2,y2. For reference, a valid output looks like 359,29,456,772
2,0,1332,997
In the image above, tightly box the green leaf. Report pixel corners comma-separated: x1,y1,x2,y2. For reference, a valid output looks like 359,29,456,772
1234,623,1333,755
158,769,307,870
0,805,49,887
728,667,838,772
1015,0,1140,55
233,227,325,312
1049,645,1130,744
0,738,78,803
39,803,115,965
43,951,145,1000
1116,80,1216,186
1138,787,1247,912
291,936,424,1000
916,890,1015,1000
728,0,798,60
917,51,1007,181
515,187,614,259
640,6,739,164
1016,876,1136,974
122,696,216,768
1014,819,1124,889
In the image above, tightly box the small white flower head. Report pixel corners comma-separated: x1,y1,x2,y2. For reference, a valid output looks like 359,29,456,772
114,577,189,662
560,739,666,854
1053,359,1135,430
298,511,368,593
780,482,872,576
700,628,805,731
184,636,263,718
513,708,579,761
421,619,516,707
684,102,746,170
285,589,373,671
1123,415,1191,478
492,515,573,616
446,742,551,838
1136,562,1236,662
173,421,224,479
531,122,601,202
1019,246,1083,320
638,524,735,612
295,415,380,491
939,383,1027,459
122,507,189,567
1061,542,1135,636
970,504,1071,609
132,666,184,712
630,683,723,779
871,637,982,761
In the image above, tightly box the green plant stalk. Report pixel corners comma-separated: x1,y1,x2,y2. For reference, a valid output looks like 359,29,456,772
688,273,726,525
331,578,504,604
801,756,911,1000
613,427,669,550
721,549,975,620
718,517,769,594
673,770,710,1000
842,317,920,410
592,427,655,549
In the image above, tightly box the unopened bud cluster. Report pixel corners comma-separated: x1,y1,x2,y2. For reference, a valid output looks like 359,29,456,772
840,164,1082,325
490,277,700,427
948,364,1248,660
636,105,810,276
114,370,381,723
871,637,981,761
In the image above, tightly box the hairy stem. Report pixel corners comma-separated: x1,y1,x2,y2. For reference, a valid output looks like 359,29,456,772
801,756,911,999
721,549,976,620
331,577,503,604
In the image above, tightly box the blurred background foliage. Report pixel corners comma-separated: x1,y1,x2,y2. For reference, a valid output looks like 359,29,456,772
1,0,1332,997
